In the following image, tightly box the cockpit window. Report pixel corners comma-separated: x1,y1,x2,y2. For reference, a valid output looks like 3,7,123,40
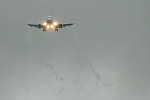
47,16,52,19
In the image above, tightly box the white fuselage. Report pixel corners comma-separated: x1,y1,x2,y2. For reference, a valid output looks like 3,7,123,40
43,16,58,30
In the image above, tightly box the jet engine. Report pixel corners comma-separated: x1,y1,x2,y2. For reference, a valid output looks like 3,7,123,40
57,24,63,28
37,24,42,28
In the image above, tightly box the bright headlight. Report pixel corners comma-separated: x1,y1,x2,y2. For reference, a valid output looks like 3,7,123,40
53,22,58,26
47,25,50,28
43,22,47,26
51,25,54,29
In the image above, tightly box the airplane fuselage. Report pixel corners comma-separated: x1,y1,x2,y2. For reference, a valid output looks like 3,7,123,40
46,19,53,24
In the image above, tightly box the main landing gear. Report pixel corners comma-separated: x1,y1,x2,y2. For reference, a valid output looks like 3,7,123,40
55,28,58,31
43,28,58,32
43,29,46,32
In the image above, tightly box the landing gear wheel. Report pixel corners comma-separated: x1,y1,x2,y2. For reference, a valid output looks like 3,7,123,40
55,29,58,31
43,29,46,32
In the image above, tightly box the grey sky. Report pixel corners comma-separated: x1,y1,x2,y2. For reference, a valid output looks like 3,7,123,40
0,0,150,100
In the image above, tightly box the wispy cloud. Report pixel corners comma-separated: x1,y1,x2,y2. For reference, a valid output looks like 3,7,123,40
71,28,112,86
27,27,63,81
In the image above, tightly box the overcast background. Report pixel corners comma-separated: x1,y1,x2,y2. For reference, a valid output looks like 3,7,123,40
0,0,150,100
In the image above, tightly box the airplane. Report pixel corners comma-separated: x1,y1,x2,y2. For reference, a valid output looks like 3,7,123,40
28,16,73,32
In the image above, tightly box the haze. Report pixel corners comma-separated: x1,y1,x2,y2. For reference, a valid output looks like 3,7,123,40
0,0,150,100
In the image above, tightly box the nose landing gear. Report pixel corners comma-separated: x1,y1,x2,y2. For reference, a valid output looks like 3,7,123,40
43,28,58,32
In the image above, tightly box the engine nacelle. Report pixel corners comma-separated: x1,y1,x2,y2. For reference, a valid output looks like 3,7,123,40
57,24,63,28
37,24,42,28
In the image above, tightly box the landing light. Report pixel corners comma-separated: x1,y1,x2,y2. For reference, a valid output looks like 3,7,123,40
43,22,47,26
51,25,54,29
53,22,58,26
47,25,50,29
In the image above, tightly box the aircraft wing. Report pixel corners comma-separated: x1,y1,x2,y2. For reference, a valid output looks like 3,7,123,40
28,24,44,29
63,23,73,27
28,24,37,27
